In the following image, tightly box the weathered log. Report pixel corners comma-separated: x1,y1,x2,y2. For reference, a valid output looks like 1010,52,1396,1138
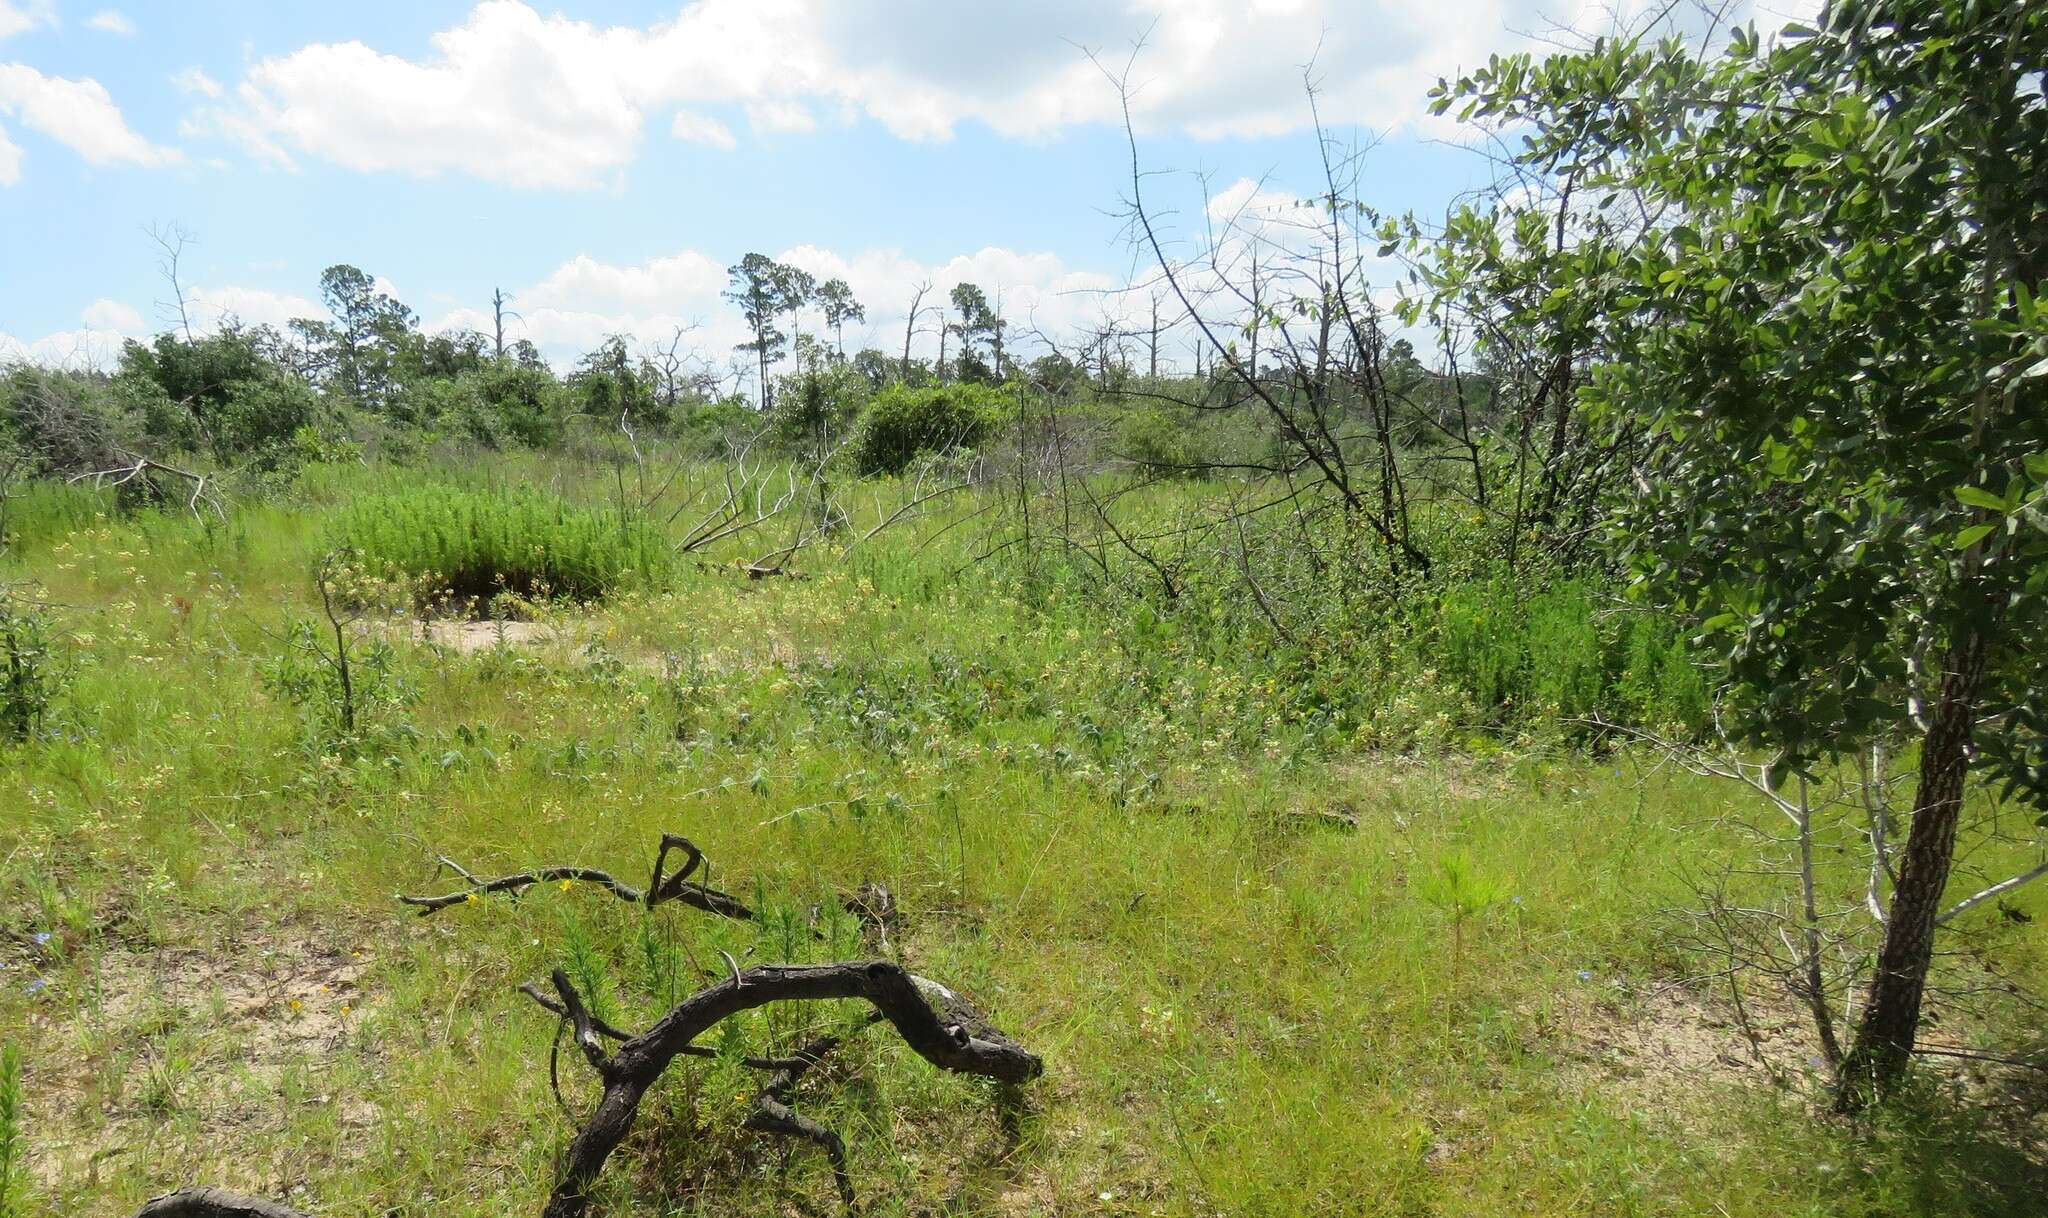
133,1188,313,1218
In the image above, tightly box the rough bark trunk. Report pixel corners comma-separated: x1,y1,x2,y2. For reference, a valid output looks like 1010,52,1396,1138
1835,627,1988,1109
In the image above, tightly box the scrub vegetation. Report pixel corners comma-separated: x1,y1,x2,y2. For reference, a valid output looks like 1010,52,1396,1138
0,3,2043,1216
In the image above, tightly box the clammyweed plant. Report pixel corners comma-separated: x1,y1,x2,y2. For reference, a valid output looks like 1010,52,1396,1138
261,549,415,752
0,585,64,745
0,1043,24,1218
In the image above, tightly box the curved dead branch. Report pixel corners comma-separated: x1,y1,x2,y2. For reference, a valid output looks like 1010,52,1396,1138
533,960,1041,1218
397,832,754,921
133,1189,313,1218
68,452,226,522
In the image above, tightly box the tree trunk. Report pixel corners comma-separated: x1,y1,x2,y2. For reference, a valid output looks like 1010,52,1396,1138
1835,626,1988,1109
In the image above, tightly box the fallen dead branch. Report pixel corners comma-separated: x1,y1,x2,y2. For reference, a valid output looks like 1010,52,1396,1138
531,960,1041,1218
68,452,226,521
396,832,754,920
138,832,1044,1218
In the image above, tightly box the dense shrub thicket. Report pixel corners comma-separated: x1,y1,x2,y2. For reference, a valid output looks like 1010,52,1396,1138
329,486,669,604
850,383,996,475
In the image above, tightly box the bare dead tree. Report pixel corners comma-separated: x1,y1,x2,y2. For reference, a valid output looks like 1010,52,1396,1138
641,324,711,415
1147,291,1161,378
1093,50,1433,578
902,280,933,381
148,222,197,341
490,287,520,360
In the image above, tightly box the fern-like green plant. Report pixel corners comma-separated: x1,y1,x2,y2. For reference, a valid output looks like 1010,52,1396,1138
328,486,669,606
1416,851,1509,993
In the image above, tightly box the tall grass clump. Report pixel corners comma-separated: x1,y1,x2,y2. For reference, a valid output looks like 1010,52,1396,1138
328,485,669,605
0,1043,23,1218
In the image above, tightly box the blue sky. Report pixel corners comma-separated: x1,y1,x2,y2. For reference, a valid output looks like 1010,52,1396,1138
0,0,1814,374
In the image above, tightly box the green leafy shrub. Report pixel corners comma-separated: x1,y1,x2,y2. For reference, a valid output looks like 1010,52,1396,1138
0,589,63,744
675,397,761,458
116,331,316,465
768,365,868,455
849,383,995,476
328,486,669,604
1113,406,1208,474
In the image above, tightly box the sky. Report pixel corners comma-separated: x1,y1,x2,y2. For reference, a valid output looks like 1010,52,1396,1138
0,0,1820,378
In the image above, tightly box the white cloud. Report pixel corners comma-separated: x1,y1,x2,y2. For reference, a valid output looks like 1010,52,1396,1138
83,298,144,332
186,284,323,331
745,98,814,135
0,1,53,41
86,9,134,36
669,108,735,149
422,240,1129,374
198,1,653,188
0,64,180,180
172,67,222,98
525,250,726,316
0,327,130,369
3,283,326,370
206,0,1790,189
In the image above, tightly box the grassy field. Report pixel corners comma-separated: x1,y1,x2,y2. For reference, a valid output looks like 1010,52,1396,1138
0,457,2042,1217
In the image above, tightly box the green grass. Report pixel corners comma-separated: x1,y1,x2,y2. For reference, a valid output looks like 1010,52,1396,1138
0,456,2039,1217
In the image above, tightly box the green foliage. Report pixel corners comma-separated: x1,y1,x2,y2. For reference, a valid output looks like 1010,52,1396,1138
0,590,63,744
1437,0,2048,1101
291,264,418,409
396,360,567,449
674,397,762,458
1113,406,1212,474
116,329,317,464
260,617,405,749
329,485,669,603
850,383,996,476
0,480,114,553
1428,574,1702,731
768,363,868,455
0,1042,23,1218
1436,3,2048,800
1415,850,1509,926
571,336,662,429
